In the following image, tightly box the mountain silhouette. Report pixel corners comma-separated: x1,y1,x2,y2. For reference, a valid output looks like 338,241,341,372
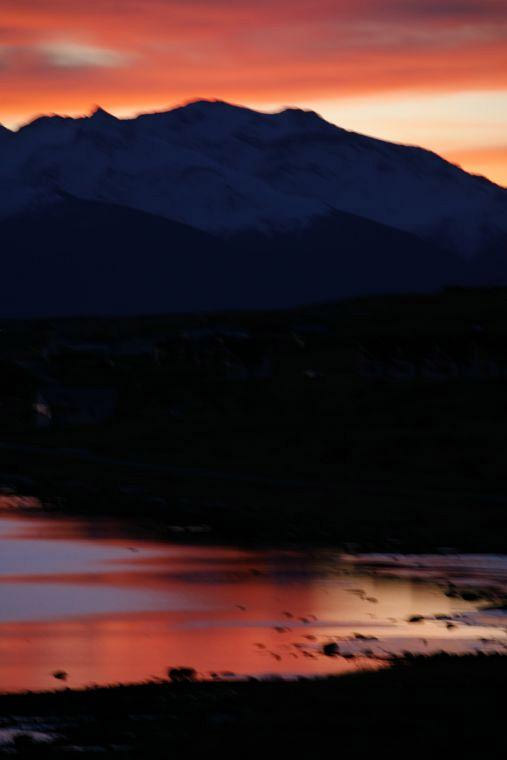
0,100,505,316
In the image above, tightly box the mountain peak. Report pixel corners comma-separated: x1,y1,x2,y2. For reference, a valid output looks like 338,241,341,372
173,100,329,128
169,98,258,122
89,106,118,122
279,106,325,122
181,98,251,111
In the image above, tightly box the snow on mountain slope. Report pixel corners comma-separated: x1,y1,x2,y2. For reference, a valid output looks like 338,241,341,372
1,99,506,257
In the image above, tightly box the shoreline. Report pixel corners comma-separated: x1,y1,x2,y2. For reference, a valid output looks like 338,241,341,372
0,654,505,755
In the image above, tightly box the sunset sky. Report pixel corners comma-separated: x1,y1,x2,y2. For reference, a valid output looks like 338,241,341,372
1,0,506,185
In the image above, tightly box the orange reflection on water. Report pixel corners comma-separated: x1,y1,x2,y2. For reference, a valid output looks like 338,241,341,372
0,611,381,693
0,508,505,693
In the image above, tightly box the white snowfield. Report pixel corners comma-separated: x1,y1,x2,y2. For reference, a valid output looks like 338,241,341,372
0,99,506,256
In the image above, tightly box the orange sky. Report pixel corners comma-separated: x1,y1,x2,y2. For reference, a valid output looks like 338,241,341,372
1,0,506,184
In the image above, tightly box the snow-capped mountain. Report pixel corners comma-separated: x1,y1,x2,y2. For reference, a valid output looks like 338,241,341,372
0,100,506,316
1,99,506,258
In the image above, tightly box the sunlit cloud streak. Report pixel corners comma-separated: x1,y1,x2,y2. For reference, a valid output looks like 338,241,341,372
37,41,134,69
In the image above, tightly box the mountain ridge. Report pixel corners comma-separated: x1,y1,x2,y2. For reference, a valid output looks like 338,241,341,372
1,99,506,257
0,99,505,316
5,99,507,192
0,195,464,317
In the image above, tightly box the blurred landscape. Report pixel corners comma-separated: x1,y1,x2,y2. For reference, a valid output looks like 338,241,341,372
2,0,507,754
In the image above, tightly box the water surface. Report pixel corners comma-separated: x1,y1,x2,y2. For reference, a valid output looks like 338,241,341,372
0,500,505,692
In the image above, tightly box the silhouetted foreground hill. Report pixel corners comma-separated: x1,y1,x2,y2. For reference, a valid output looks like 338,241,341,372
0,655,504,756
2,285,507,551
1,197,463,317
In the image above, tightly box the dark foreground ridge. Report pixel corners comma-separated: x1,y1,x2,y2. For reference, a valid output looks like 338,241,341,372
3,286,507,551
0,197,462,317
0,655,504,756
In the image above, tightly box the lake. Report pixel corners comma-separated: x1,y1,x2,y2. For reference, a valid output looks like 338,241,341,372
0,497,505,692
